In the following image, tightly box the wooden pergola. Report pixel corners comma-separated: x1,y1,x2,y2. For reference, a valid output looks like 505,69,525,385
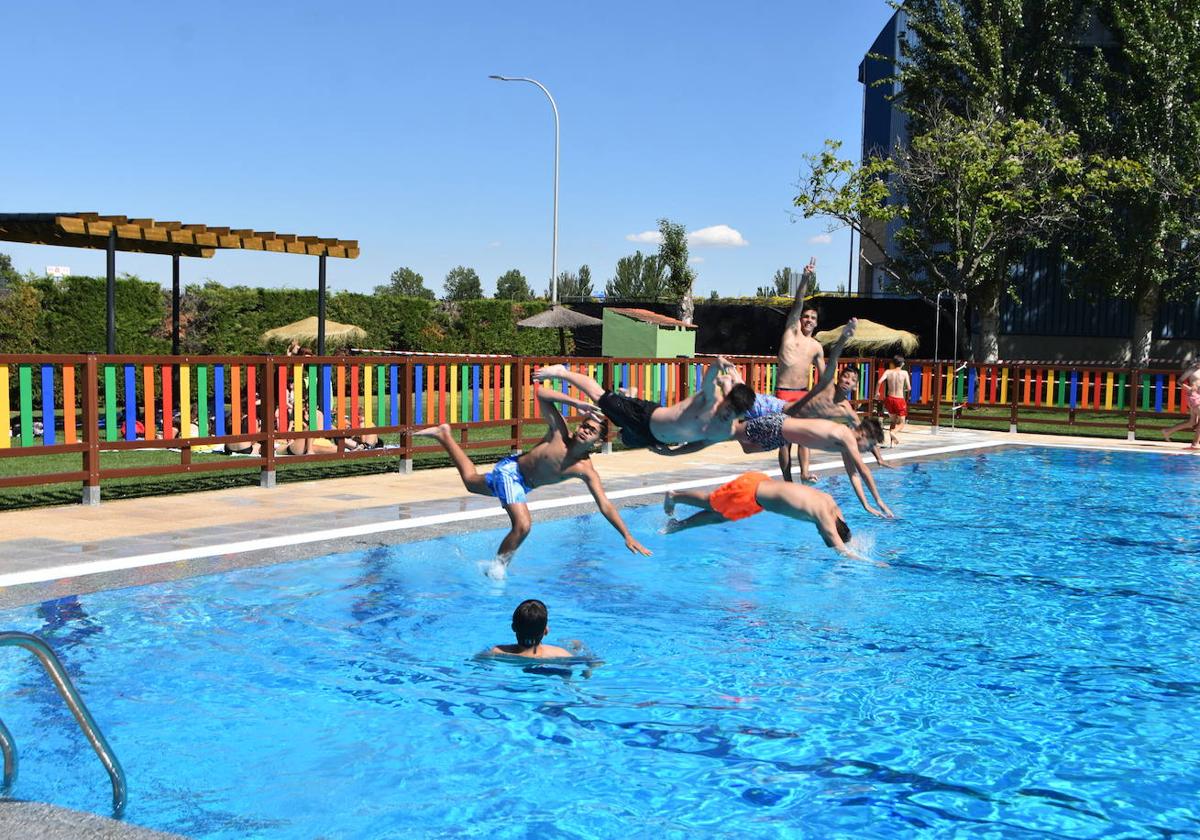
0,213,359,355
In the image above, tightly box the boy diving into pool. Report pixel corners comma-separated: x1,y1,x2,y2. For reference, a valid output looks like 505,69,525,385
531,356,756,450
413,388,651,578
662,473,866,560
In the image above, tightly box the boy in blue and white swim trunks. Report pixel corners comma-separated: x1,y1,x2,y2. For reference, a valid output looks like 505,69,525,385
414,389,652,578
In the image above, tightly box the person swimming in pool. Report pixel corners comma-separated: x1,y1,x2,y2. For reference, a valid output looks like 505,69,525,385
662,473,866,560
414,388,651,578
489,599,572,658
531,356,756,450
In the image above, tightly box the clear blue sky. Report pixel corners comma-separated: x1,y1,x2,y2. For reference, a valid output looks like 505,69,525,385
2,1,892,298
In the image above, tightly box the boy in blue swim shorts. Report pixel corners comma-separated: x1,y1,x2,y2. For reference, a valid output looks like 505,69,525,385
414,388,652,578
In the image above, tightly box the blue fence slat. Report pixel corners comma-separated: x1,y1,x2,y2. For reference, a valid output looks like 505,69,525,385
658,364,667,405
415,365,424,421
1155,376,1164,413
124,364,137,440
390,366,399,426
214,364,226,436
41,365,55,445
967,368,977,404
1070,371,1079,409
472,365,481,422
909,366,922,403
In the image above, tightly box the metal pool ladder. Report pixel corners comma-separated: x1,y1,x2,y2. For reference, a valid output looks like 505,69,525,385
0,631,127,817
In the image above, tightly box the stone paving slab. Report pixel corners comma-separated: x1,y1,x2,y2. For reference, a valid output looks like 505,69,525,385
0,801,182,839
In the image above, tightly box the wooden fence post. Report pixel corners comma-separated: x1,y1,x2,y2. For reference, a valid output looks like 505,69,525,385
261,357,277,488
512,357,525,453
82,354,100,505
401,358,414,473
1008,364,1020,433
1126,366,1139,442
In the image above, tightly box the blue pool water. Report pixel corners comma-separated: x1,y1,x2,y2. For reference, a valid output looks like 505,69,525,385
2,446,1200,838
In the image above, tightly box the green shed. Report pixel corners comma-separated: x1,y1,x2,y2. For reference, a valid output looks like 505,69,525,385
602,307,697,358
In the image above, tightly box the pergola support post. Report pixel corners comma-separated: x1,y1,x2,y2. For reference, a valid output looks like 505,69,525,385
317,255,327,356
171,255,181,356
106,229,116,354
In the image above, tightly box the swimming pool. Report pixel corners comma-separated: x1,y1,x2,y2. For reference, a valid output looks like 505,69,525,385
1,446,1198,837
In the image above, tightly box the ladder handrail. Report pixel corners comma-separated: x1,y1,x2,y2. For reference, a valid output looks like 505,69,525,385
0,631,126,817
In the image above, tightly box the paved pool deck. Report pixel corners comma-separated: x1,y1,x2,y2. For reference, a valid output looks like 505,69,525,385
0,426,1195,609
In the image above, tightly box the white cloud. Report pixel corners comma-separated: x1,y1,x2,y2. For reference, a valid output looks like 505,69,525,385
688,224,748,248
688,256,705,264
626,230,662,244
807,233,832,245
488,240,502,248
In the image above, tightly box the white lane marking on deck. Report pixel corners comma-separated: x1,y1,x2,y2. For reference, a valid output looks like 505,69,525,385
0,438,1009,589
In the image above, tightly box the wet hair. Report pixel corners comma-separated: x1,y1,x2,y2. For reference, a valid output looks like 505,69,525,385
835,517,851,543
859,416,885,445
802,307,818,318
840,366,859,381
512,599,548,649
892,355,906,367
725,383,757,417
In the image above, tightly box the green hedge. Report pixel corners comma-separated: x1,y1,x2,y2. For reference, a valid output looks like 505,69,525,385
0,275,567,356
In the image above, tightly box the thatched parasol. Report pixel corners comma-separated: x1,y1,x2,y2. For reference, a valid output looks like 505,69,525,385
261,316,367,349
815,318,919,355
517,305,603,354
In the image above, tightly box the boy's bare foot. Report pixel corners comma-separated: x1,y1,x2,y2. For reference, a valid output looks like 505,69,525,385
841,318,858,341
663,490,676,516
663,518,682,534
413,423,450,439
800,473,818,484
1163,428,1173,441
532,364,569,382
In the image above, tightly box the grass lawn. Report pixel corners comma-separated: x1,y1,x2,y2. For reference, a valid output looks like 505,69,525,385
0,423,553,511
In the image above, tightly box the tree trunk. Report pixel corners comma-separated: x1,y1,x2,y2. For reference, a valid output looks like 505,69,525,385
1128,281,1159,367
976,281,1002,363
677,288,695,326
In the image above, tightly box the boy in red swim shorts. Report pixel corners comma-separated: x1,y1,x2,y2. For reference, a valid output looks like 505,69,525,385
662,473,864,559
876,355,911,446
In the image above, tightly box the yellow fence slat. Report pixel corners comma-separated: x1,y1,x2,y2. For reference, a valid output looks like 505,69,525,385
180,364,191,435
364,364,374,428
0,365,9,449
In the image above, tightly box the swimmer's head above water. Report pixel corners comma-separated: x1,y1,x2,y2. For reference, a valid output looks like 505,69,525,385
512,599,550,649
821,517,852,549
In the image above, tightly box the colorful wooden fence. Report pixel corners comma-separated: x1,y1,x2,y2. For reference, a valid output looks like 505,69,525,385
1,353,1193,500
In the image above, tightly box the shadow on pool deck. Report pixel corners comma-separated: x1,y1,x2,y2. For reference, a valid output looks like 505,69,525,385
0,426,1194,609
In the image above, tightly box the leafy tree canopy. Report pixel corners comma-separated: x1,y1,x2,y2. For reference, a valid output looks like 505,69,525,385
376,266,435,300
495,269,534,301
443,265,483,301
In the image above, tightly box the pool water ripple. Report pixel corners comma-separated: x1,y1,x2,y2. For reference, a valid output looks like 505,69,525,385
0,446,1198,837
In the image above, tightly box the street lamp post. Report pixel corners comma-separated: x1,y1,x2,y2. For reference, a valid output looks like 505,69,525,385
489,75,560,304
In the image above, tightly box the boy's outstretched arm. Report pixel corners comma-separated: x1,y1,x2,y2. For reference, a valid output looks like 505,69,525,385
579,466,651,555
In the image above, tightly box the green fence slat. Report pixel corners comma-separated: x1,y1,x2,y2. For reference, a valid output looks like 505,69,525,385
104,365,117,442
1141,377,1150,410
1116,373,1126,410
18,365,33,447
376,366,386,426
461,364,469,423
197,365,210,437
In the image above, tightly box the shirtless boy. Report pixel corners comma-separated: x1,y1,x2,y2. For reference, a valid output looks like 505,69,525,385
776,258,823,481
662,472,864,560
489,599,571,658
1162,362,1200,449
532,357,755,449
414,389,651,577
876,356,912,446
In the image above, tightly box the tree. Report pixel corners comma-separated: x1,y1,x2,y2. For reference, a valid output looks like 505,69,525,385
495,269,533,301
607,251,667,299
443,266,483,301
795,108,1122,362
551,264,594,300
756,266,818,298
0,253,18,289
888,0,1193,364
1051,2,1200,364
375,266,435,299
0,278,42,353
657,218,696,324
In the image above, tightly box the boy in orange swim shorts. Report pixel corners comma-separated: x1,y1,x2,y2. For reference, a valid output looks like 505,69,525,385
662,473,864,559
